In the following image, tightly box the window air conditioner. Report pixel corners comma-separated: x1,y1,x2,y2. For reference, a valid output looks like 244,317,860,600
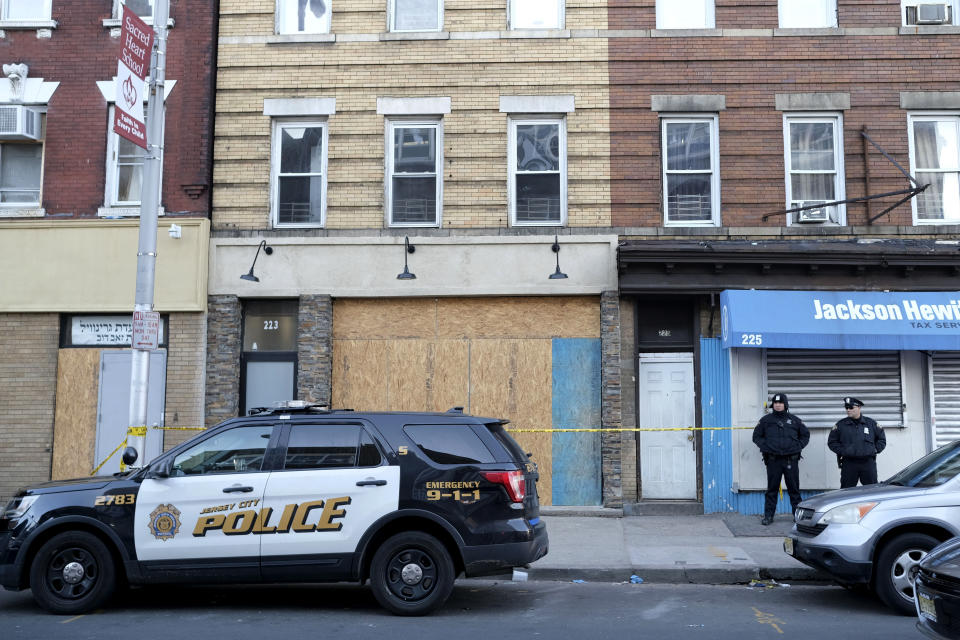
796,202,830,223
908,4,951,25
0,105,42,140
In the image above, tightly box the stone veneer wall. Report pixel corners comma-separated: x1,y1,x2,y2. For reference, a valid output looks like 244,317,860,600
601,290,623,507
205,295,241,426
297,295,333,406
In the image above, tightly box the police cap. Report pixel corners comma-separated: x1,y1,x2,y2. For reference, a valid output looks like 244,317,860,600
771,393,789,409
843,397,864,408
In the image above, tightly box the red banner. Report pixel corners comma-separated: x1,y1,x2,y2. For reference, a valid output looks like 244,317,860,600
113,6,154,149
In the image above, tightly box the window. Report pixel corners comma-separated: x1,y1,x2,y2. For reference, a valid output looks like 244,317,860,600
902,1,958,26
277,0,331,34
908,114,960,223
661,116,720,226
509,0,563,29
105,106,161,209
783,114,845,224
0,142,42,206
113,0,153,20
172,426,273,475
284,425,360,470
404,424,496,465
391,0,441,32
655,0,714,29
2,0,52,20
388,120,441,226
778,0,837,28
509,118,566,226
272,121,327,227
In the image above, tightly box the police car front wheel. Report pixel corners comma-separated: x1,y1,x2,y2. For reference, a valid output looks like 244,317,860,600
29,531,117,615
370,532,455,616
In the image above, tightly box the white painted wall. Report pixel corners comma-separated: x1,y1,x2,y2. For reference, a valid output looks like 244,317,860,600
731,348,932,491
209,235,619,298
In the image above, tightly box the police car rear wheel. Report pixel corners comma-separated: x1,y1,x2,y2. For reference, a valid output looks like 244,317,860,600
370,532,454,616
29,531,117,615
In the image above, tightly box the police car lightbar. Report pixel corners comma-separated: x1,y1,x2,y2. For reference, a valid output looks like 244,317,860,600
273,400,330,411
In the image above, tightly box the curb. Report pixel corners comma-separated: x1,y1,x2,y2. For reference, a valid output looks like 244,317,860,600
524,566,830,585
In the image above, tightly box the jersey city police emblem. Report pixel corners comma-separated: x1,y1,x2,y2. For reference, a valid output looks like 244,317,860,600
149,504,182,541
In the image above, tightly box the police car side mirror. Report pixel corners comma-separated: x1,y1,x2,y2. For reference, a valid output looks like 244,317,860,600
121,447,138,466
148,459,172,479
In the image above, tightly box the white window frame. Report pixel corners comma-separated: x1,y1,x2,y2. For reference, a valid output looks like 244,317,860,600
0,139,44,211
103,104,164,215
386,119,442,228
655,0,715,29
782,113,846,226
661,115,721,227
113,0,154,20
2,0,52,21
508,116,567,227
778,0,837,28
508,0,564,30
276,0,332,35
270,119,329,229
389,0,443,32
907,112,960,225
901,1,960,26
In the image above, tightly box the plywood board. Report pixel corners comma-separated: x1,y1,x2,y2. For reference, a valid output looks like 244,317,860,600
333,299,437,340
437,297,600,339
331,340,390,411
52,349,100,480
388,340,431,412
432,340,470,413
470,339,554,505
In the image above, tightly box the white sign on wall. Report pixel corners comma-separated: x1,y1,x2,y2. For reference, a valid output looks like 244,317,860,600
71,315,165,346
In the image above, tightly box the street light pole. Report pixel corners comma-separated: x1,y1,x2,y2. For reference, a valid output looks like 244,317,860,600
126,0,169,469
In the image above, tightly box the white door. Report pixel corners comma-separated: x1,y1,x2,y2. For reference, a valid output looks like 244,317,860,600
639,354,697,499
134,424,275,562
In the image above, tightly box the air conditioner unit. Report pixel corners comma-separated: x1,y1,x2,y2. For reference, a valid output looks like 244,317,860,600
796,202,830,223
0,105,42,140
908,4,951,25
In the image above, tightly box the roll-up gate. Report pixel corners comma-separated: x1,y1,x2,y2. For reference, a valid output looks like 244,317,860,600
932,354,960,447
766,350,903,429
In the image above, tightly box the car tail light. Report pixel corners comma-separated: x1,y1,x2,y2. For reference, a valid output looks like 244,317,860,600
482,470,526,503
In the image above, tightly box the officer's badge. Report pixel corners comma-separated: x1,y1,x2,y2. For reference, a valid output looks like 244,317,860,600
148,504,182,541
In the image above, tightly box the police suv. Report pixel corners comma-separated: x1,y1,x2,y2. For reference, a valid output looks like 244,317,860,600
0,403,548,616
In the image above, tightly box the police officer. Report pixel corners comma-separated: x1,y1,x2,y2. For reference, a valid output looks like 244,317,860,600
828,397,886,488
753,393,810,526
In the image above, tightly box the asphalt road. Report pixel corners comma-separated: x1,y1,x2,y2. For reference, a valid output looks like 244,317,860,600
1,579,921,639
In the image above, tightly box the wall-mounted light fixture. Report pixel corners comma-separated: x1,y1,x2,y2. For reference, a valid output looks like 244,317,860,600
397,236,416,280
549,235,568,280
240,240,273,283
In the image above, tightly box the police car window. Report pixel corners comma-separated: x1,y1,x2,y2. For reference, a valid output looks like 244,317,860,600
285,424,360,470
358,431,383,467
404,424,496,465
172,426,272,475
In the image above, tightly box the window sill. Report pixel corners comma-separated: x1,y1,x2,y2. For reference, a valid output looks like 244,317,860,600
102,18,175,29
0,206,44,217
380,31,449,41
98,206,165,218
0,20,57,29
899,25,960,35
773,27,842,37
501,29,571,39
914,219,960,226
651,28,722,38
267,33,335,44
664,221,721,228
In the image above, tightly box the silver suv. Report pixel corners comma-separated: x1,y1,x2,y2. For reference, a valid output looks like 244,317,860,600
785,441,960,615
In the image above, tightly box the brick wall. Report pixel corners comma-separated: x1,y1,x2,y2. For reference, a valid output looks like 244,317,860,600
0,315,58,503
601,290,623,507
163,313,206,450
4,0,215,217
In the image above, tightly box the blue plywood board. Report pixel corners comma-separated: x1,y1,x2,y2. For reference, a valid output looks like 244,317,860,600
551,338,602,506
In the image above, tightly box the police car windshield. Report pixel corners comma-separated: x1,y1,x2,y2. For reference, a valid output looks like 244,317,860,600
885,441,960,488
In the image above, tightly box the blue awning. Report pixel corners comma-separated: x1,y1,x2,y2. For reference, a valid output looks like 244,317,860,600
720,290,960,350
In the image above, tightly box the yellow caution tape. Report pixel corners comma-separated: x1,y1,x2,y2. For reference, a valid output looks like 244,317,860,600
127,426,148,437
153,426,207,431
91,439,127,476
506,426,753,433
90,425,207,476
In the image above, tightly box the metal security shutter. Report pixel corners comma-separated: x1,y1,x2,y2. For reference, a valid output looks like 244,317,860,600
766,350,903,429
932,354,960,447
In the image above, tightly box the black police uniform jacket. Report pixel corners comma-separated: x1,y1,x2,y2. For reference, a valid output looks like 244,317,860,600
753,411,810,457
828,415,886,459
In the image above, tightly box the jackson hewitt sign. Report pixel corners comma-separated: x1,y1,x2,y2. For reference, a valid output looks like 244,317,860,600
720,290,960,350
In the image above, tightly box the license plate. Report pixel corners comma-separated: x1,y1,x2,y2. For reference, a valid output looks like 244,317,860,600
918,591,937,622
783,537,794,556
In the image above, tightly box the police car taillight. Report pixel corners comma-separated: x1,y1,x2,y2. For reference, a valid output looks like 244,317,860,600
481,470,526,503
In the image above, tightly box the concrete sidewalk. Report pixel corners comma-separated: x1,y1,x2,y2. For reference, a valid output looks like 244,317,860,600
525,510,829,584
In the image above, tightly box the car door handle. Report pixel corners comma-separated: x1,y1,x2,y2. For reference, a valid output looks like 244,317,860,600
356,479,387,487
223,485,254,493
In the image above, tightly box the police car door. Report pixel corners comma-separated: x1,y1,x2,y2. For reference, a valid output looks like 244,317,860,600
134,424,277,574
259,422,399,578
